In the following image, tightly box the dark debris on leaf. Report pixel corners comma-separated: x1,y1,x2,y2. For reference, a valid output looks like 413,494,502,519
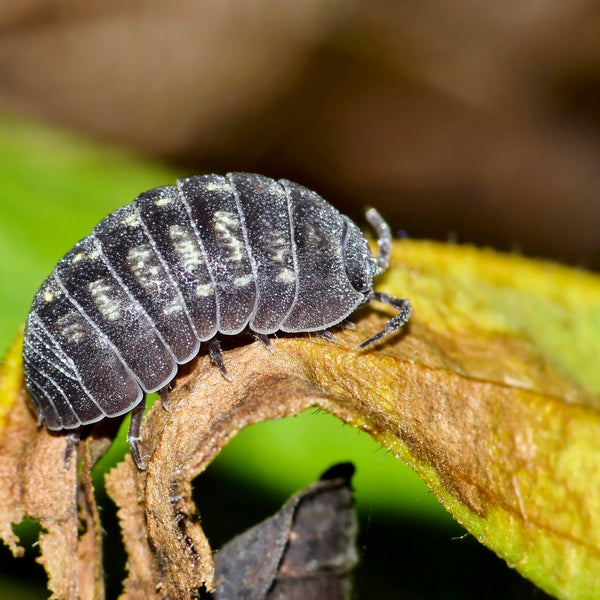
213,463,358,600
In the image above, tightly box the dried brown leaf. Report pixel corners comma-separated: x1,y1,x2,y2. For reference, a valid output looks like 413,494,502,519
214,463,357,600
0,330,110,599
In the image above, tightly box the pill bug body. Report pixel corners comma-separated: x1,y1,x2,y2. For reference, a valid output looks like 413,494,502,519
23,173,410,465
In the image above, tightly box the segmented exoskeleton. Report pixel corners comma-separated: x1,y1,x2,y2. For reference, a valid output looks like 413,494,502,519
23,173,411,467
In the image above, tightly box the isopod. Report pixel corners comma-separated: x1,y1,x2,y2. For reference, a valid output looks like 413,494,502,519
22,173,411,467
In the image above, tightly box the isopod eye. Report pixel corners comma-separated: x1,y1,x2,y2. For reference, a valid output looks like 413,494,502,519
342,218,376,293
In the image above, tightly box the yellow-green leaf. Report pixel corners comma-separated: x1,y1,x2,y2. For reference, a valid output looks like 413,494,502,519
357,241,600,599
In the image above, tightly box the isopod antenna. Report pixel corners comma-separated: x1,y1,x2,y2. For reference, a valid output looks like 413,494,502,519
365,207,391,274
359,207,411,349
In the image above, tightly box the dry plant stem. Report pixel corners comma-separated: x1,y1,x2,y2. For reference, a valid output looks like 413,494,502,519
78,438,111,600
106,457,160,599
22,427,80,600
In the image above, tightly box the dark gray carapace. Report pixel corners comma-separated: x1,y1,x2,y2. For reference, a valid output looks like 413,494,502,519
23,173,411,467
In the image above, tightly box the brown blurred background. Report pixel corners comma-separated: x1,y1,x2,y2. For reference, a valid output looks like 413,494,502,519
1,0,599,267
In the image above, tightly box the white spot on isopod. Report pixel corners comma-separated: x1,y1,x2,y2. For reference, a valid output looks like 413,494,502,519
276,269,296,284
163,299,184,315
213,211,238,229
234,275,253,287
272,247,288,262
206,181,233,193
213,211,244,262
88,278,123,320
123,212,142,227
56,314,86,343
195,283,213,297
154,195,173,207
128,244,161,289
169,225,204,272
266,234,289,263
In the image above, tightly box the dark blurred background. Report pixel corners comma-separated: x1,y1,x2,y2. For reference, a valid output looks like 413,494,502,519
1,0,599,267
0,1,597,598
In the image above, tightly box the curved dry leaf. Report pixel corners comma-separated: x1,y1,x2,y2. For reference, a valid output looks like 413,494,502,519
1,239,599,599
0,329,112,600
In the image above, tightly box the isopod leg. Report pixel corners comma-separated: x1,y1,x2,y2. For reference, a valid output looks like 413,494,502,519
320,319,354,342
320,330,335,341
358,292,411,349
160,385,169,410
128,397,147,470
63,430,80,467
254,332,274,352
209,339,231,381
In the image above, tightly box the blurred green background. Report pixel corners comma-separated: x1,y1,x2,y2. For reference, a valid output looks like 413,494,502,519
2,1,599,597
